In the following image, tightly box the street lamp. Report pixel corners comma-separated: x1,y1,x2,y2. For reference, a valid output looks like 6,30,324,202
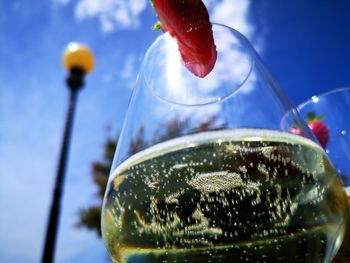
41,43,95,263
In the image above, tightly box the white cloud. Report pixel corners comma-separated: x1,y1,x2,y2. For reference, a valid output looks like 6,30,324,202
120,54,137,80
63,0,262,47
75,0,148,32
205,0,255,43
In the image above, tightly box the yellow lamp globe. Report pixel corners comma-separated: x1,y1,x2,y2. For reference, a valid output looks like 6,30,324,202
63,42,95,74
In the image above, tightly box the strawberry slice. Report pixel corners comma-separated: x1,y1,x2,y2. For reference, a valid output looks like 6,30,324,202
152,0,217,78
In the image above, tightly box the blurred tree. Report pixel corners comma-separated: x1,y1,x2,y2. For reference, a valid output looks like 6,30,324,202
77,117,217,236
77,137,116,236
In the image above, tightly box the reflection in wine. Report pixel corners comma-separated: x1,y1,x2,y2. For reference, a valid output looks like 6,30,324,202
102,129,348,263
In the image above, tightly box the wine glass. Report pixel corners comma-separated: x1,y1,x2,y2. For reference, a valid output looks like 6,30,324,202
101,24,348,263
297,87,350,262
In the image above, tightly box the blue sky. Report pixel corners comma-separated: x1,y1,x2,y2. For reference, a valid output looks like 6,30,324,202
1,0,350,262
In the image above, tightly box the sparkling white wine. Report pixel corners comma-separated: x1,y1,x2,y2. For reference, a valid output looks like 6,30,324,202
102,129,348,263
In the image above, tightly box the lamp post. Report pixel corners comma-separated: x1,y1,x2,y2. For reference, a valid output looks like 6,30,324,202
41,43,94,263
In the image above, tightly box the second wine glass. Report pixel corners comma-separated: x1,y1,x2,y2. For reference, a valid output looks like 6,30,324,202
101,24,348,263
297,87,350,262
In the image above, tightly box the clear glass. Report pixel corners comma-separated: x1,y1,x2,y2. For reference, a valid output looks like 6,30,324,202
297,87,350,261
101,24,348,263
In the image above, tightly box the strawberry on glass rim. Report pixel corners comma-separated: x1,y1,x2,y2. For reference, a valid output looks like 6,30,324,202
151,0,217,78
290,112,329,149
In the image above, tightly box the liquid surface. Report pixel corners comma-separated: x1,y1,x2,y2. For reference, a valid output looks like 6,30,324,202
102,129,348,263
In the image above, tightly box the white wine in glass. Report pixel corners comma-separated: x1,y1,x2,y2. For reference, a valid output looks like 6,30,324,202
101,24,348,263
297,87,350,262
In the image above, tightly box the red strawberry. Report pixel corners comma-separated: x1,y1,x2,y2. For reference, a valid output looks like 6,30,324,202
151,0,217,78
308,120,329,148
290,112,329,148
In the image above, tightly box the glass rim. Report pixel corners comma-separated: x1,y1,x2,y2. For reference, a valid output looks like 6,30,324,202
298,87,350,110
141,22,255,107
